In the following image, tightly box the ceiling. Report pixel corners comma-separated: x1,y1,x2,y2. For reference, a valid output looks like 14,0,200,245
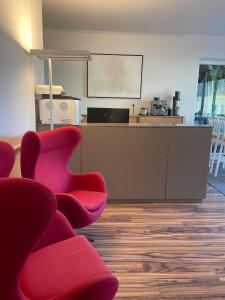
43,0,225,36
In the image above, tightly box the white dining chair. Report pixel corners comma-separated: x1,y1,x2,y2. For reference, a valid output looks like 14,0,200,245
209,117,225,176
214,118,225,176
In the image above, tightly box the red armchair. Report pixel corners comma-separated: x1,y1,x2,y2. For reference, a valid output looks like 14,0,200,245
0,141,15,177
0,178,118,300
21,126,108,228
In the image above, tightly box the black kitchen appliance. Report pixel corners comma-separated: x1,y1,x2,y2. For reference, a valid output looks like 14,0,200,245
152,97,168,116
172,91,180,116
87,107,130,123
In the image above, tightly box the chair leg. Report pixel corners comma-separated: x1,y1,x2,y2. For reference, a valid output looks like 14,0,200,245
88,237,95,243
222,145,225,169
209,143,213,167
210,141,218,173
214,143,224,177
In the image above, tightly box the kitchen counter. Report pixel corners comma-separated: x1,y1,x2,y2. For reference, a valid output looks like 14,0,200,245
1,124,212,200
36,123,212,200
0,136,22,177
66,123,212,201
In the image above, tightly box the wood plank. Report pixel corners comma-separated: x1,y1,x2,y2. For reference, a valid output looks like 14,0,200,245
138,116,184,124
78,186,225,299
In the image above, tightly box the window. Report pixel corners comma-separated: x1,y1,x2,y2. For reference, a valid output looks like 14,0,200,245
195,64,225,120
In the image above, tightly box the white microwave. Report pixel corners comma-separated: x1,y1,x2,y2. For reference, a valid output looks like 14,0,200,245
39,99,81,125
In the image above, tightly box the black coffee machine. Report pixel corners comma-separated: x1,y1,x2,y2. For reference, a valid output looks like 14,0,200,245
172,91,180,116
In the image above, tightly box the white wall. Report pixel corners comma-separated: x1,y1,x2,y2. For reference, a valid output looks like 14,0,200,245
0,0,43,136
44,29,225,123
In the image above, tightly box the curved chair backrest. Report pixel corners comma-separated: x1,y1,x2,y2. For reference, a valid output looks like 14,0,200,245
0,141,15,177
21,126,82,193
0,178,56,300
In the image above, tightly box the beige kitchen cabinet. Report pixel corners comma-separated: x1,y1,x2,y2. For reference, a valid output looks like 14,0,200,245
166,127,212,199
138,116,184,124
69,143,82,174
81,126,127,199
37,123,212,201
124,128,169,199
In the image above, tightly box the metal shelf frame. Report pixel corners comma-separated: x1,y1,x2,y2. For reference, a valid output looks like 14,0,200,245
31,49,92,129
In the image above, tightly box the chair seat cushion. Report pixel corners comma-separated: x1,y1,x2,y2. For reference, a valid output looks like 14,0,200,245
68,190,107,212
20,236,111,300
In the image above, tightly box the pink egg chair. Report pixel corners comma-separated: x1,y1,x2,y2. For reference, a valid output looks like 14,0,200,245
0,177,118,300
21,126,108,228
0,141,15,177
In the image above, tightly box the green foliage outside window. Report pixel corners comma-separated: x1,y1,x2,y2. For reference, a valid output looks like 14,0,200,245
195,65,225,117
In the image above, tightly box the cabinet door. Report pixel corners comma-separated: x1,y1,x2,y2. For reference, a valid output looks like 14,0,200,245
124,128,169,199
81,127,126,199
69,143,82,174
166,127,212,199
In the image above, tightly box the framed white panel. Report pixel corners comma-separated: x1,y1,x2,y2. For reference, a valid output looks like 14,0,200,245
87,54,143,99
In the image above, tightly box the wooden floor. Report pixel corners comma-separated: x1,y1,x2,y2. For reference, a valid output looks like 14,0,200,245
78,186,225,299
